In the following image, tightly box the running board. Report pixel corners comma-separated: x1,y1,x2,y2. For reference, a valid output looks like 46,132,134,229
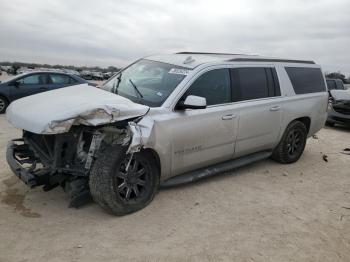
160,151,272,188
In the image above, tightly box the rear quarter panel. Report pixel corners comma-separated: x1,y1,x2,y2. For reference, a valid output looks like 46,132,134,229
275,63,328,140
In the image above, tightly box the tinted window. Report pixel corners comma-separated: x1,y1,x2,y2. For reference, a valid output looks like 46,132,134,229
335,80,345,90
18,74,46,85
50,74,73,84
285,67,326,94
326,80,337,90
185,69,231,105
231,68,270,101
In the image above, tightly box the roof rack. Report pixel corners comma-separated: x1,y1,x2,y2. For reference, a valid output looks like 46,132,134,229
227,58,315,64
175,52,249,56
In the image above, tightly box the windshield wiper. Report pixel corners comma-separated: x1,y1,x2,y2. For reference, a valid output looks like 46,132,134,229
113,73,122,94
129,78,144,98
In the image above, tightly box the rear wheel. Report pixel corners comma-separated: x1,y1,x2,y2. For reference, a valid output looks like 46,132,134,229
0,96,8,114
89,145,159,215
272,121,307,164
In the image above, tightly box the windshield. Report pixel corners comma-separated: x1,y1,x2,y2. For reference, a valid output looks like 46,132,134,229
102,59,189,107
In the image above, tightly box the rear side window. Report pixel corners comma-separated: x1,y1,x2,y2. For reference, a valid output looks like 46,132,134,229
50,74,73,84
285,67,326,94
185,69,231,105
230,67,280,101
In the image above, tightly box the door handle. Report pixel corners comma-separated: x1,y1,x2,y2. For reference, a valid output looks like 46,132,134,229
269,106,281,111
222,114,237,120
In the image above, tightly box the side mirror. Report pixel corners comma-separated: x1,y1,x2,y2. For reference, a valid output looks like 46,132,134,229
180,95,207,110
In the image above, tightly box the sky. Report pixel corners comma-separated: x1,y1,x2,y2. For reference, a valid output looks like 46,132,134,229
0,0,349,74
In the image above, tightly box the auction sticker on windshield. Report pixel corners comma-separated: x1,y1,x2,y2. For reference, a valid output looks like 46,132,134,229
169,68,191,75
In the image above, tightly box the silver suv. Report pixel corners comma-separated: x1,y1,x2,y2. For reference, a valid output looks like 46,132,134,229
6,52,328,215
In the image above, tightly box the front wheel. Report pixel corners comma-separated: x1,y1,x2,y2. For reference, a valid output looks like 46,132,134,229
89,145,159,215
272,121,307,164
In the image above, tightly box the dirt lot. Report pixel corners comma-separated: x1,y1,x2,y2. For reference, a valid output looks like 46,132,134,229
1,86,350,262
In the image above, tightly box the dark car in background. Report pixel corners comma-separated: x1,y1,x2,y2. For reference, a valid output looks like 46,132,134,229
0,71,96,113
327,88,350,127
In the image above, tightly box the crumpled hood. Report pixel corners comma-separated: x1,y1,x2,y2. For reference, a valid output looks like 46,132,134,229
330,89,350,101
6,84,149,134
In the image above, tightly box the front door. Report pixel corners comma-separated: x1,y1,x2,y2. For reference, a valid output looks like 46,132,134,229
9,73,49,100
161,68,239,176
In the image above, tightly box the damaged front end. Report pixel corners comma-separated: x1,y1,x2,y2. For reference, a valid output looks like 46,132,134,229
5,84,153,207
328,90,350,126
6,121,141,207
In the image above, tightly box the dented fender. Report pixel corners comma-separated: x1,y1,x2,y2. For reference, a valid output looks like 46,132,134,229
127,117,155,154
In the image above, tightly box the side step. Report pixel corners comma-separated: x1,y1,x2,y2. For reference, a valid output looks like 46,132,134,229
160,151,272,188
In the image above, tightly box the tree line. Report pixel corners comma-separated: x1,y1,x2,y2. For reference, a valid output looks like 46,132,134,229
325,72,350,83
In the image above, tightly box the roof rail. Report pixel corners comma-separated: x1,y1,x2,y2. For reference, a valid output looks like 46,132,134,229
227,58,315,64
175,51,249,56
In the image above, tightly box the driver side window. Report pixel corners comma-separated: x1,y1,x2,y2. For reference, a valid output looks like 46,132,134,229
184,69,231,106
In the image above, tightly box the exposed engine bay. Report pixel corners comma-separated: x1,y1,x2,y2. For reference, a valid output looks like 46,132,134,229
7,120,140,207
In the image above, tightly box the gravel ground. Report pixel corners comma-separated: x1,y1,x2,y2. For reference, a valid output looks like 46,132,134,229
0,72,350,261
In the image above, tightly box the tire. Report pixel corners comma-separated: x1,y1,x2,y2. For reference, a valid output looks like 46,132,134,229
272,121,307,164
0,96,9,114
89,145,159,215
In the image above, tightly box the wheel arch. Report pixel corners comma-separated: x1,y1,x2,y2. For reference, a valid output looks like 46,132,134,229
293,116,311,134
0,93,10,113
277,116,311,147
142,148,161,176
0,93,9,102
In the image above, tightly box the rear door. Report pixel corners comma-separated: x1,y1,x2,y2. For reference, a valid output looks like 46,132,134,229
231,66,283,157
9,73,49,100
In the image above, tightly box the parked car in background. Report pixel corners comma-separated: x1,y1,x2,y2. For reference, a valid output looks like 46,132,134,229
6,52,328,215
6,67,15,75
63,69,81,76
92,71,104,80
103,72,114,80
0,71,96,113
327,88,350,126
81,70,93,80
326,78,346,90
16,67,30,75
